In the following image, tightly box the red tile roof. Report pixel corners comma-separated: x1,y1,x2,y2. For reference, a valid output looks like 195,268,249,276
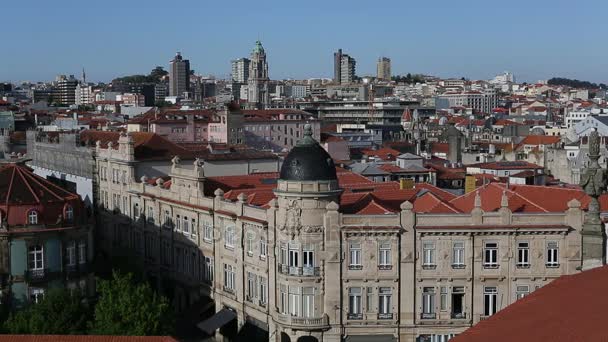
519,135,561,146
361,147,401,161
451,265,608,342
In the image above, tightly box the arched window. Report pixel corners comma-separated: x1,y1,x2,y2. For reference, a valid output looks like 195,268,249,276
28,210,38,225
65,205,74,221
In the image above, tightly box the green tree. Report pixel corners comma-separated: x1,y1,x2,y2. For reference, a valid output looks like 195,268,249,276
4,288,90,334
149,66,169,82
89,271,174,336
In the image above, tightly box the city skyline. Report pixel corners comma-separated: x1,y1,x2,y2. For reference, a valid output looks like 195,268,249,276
3,0,608,83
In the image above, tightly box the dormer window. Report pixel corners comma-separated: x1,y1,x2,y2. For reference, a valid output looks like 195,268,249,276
65,205,74,221
28,210,39,225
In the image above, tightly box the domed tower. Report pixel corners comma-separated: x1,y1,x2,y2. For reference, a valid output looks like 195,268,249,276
271,124,341,341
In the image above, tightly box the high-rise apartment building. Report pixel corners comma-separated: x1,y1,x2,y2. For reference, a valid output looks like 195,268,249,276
169,52,190,97
334,49,356,84
52,75,78,106
377,57,391,81
231,58,251,83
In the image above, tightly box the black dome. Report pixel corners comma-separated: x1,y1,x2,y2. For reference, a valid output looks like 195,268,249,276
279,125,337,181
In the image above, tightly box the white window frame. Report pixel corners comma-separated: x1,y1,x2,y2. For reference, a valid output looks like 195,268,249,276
378,287,392,314
246,232,254,256
224,226,235,249
348,287,362,315
29,245,44,270
65,205,74,221
517,242,530,267
423,242,435,266
483,242,498,268
349,242,362,267
516,285,529,300
303,245,314,268
378,242,392,266
78,240,86,264
203,221,213,242
452,241,465,267
259,276,267,305
422,287,435,315
30,288,45,304
223,263,235,291
259,239,267,259
66,241,76,266
484,286,498,316
28,210,38,225
546,241,559,267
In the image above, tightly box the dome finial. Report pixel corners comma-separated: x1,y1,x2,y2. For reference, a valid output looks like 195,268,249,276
297,124,315,146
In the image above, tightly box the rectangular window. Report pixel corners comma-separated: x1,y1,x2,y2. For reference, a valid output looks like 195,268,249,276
191,218,197,238
422,287,435,318
516,285,529,300
205,257,214,283
223,264,235,292
451,287,465,318
366,287,373,312
28,245,44,270
288,242,299,268
483,242,498,268
423,242,435,267
280,285,288,314
348,287,362,316
247,272,257,300
147,206,154,224
484,286,498,316
203,221,213,241
246,232,254,256
452,242,465,267
225,226,235,249
289,287,300,316
182,216,190,234
303,245,314,268
78,240,86,264
378,242,391,267
163,210,171,228
259,239,267,259
349,242,362,268
30,288,45,304
259,276,267,305
440,286,448,311
175,215,181,232
517,242,530,267
280,243,288,265
302,287,315,318
546,242,559,267
66,241,76,266
378,287,392,315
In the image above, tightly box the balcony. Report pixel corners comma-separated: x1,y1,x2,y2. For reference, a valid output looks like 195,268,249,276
546,263,560,268
223,286,235,294
378,313,393,320
347,313,363,320
451,264,466,269
378,264,393,271
483,263,499,269
451,312,466,319
348,265,363,271
516,263,530,269
278,265,320,277
420,313,436,319
276,313,329,329
25,269,47,283
422,264,437,270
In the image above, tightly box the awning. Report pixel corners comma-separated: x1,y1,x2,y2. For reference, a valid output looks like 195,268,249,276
196,308,237,335
345,335,397,342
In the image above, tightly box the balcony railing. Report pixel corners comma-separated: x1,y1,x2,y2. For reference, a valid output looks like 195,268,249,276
378,264,393,270
516,263,530,269
347,313,363,320
483,263,499,269
223,286,235,294
378,313,393,320
276,313,329,328
546,263,560,268
278,265,320,277
451,264,466,269
420,312,436,319
451,312,466,319
25,269,47,282
422,264,436,270
348,265,363,270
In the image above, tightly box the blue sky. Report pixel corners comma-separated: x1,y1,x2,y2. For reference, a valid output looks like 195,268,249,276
3,0,607,83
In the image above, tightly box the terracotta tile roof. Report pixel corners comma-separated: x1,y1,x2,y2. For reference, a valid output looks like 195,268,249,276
470,161,543,170
430,142,449,154
519,135,561,146
449,183,547,213
361,147,401,161
413,183,458,201
451,265,608,342
413,192,460,213
0,163,79,205
0,336,177,342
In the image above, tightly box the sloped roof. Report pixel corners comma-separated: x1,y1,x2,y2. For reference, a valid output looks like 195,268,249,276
451,265,608,342
0,336,177,342
0,163,79,205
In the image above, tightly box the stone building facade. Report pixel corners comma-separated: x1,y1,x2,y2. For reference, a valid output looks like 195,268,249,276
94,128,591,342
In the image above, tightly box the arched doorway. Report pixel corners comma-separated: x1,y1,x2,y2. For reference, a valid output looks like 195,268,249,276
280,332,291,342
297,336,319,342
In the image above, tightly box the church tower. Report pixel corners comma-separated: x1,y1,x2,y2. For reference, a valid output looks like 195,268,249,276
247,41,270,108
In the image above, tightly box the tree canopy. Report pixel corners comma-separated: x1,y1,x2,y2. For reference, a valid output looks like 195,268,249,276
392,73,425,84
4,288,90,335
112,66,168,85
89,271,174,336
547,77,607,90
